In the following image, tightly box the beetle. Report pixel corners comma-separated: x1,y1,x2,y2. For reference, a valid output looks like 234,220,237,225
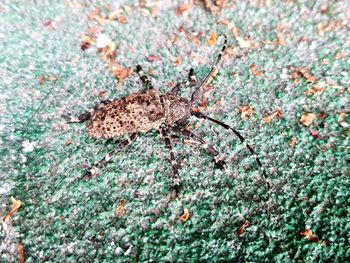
69,35,268,197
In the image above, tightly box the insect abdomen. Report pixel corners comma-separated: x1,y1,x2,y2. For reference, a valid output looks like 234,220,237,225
87,90,164,138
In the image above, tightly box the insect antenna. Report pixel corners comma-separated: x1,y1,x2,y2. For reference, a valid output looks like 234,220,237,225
191,35,227,104
192,111,269,187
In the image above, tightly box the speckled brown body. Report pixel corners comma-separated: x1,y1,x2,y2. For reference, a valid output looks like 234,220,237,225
87,89,191,139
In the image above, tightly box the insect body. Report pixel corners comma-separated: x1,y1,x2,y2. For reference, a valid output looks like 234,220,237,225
87,90,191,139
70,35,268,196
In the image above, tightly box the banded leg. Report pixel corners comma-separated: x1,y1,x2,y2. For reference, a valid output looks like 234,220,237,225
136,65,154,90
83,133,138,179
192,111,268,181
171,68,198,95
67,100,111,124
160,128,181,197
191,35,227,104
171,127,226,169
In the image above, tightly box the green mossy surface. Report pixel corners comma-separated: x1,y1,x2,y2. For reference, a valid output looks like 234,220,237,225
0,1,349,262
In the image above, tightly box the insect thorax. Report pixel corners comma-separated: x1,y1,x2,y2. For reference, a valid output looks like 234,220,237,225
161,92,191,125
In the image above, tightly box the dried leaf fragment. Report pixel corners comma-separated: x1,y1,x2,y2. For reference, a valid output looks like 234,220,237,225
291,67,317,83
147,55,162,62
263,109,283,123
300,229,320,243
112,15,128,24
289,137,297,148
334,52,346,60
237,220,250,236
112,66,132,81
174,57,182,66
175,3,192,15
300,113,316,126
250,64,264,78
317,21,343,36
18,243,25,263
3,197,22,222
64,139,74,146
38,76,46,85
305,82,325,96
208,32,218,46
238,105,255,119
115,199,126,217
99,42,116,62
179,208,190,222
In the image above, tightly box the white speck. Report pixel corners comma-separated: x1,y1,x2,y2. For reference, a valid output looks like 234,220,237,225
22,140,36,152
96,34,112,48
115,247,123,255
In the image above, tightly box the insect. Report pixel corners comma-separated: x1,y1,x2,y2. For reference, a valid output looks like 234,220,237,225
69,35,268,197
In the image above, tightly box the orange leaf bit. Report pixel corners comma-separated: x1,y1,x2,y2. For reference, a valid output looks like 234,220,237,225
263,109,283,123
300,229,320,243
179,208,190,222
2,197,22,222
208,32,218,46
112,66,132,81
238,105,255,119
250,64,264,78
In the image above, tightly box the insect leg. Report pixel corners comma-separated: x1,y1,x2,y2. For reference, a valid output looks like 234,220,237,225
83,133,138,179
191,35,227,104
136,65,154,90
160,128,181,197
171,68,198,95
171,127,226,169
192,111,268,180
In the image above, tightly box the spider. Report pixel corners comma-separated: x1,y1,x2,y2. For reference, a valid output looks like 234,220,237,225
69,35,268,197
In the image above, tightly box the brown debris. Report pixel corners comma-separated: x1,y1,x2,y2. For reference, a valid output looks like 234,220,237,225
64,139,74,146
112,66,132,81
174,57,182,66
112,14,128,24
179,208,190,222
88,7,109,25
300,229,320,243
18,243,25,263
175,2,193,15
99,42,117,62
115,199,126,217
38,76,46,85
334,52,346,60
289,137,297,148
2,197,22,222
147,55,162,62
250,64,264,78
304,82,326,96
237,220,250,236
197,0,226,14
291,67,317,83
43,20,60,30
317,21,343,36
238,105,255,119
139,0,147,8
263,109,283,123
300,113,316,126
80,34,96,51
